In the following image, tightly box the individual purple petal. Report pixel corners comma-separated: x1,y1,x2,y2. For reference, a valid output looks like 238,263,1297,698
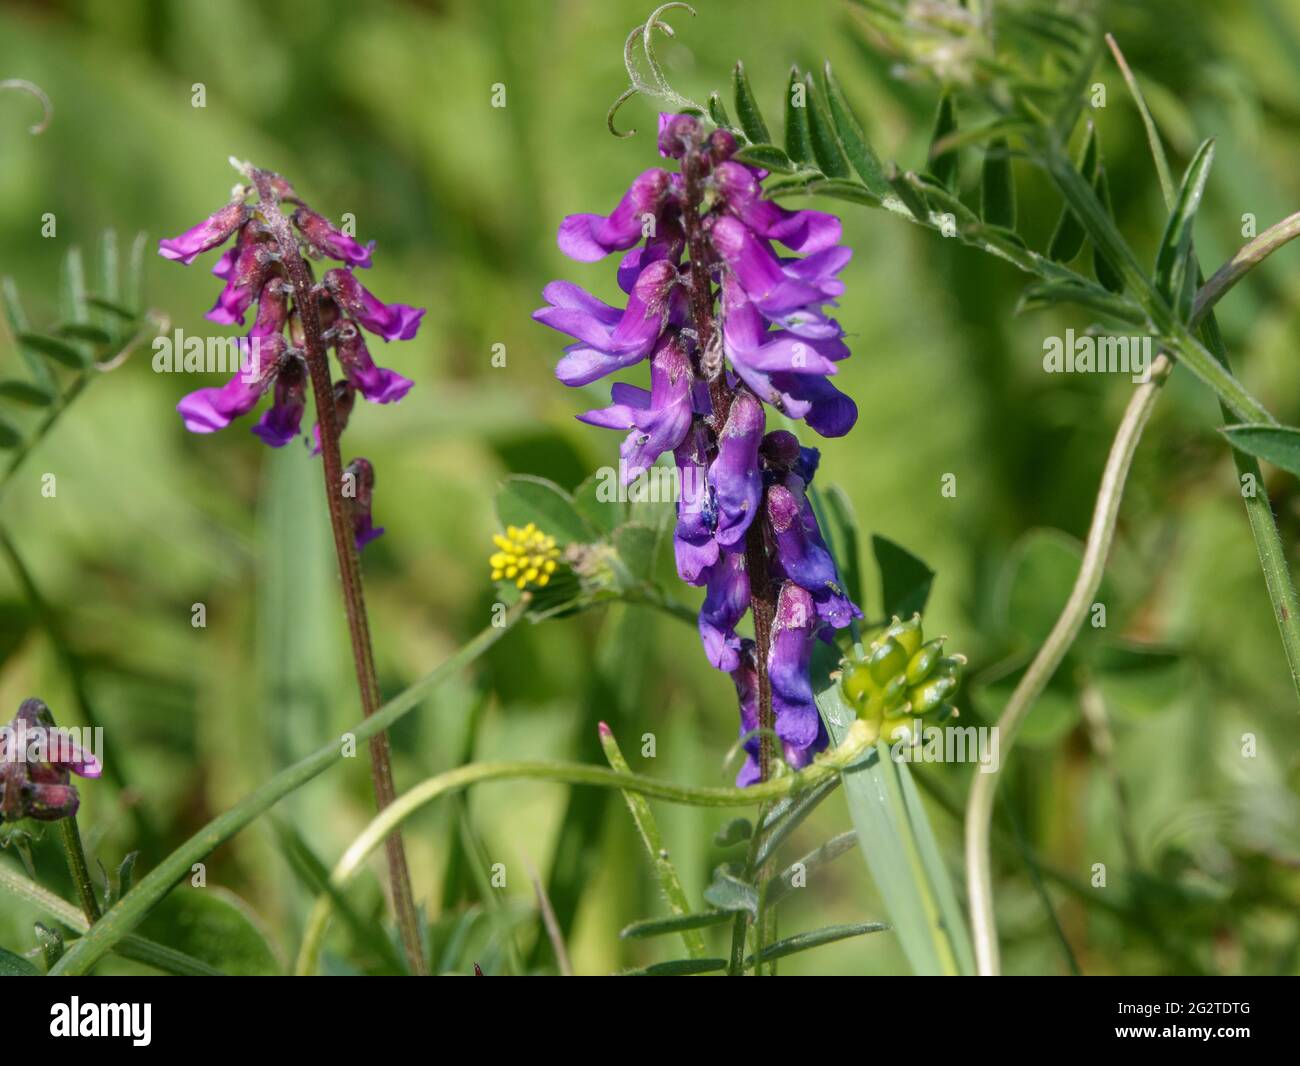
577,334,694,482
309,380,357,456
158,200,250,265
177,335,284,434
615,205,685,294
767,583,827,754
206,231,279,326
557,168,674,261
673,422,719,584
345,457,384,550
335,321,414,404
251,354,307,447
294,206,373,268
708,391,764,548
768,373,858,438
249,278,290,339
324,268,424,342
534,259,678,365
699,549,750,672
767,483,860,629
713,162,841,253
709,216,827,317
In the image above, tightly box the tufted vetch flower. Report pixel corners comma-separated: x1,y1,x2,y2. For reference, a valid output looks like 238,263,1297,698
536,113,862,784
0,699,102,823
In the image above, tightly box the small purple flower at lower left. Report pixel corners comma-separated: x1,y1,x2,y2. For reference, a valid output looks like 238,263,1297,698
0,698,102,823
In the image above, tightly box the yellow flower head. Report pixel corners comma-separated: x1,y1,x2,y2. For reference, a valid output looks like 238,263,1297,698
489,522,560,590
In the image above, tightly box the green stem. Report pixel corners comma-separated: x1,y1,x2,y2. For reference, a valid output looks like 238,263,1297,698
965,213,1300,974
57,816,101,925
294,719,877,975
0,863,222,976
247,165,425,975
598,722,707,960
48,604,526,976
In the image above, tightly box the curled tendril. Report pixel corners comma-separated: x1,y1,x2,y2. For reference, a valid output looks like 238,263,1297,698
606,2,708,138
0,79,52,135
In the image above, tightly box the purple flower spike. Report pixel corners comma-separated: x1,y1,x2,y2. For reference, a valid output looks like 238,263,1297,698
325,269,424,342
537,117,863,785
345,457,383,550
178,335,284,434
158,200,250,265
577,333,694,481
252,354,307,447
335,322,414,404
558,168,675,261
708,391,764,548
699,549,750,672
294,206,373,268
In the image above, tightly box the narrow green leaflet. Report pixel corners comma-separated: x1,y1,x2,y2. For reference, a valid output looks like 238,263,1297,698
732,60,771,144
804,73,851,178
0,380,54,406
1048,123,1099,263
980,138,1016,230
17,332,88,369
2,277,55,391
1152,138,1215,319
619,910,733,940
0,946,40,975
928,93,959,190
744,921,888,966
822,62,890,197
732,142,798,173
1221,425,1300,478
784,66,816,166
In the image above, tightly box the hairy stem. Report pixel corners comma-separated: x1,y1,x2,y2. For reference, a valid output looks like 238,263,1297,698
680,139,778,781
248,168,426,975
58,816,101,925
965,213,1300,974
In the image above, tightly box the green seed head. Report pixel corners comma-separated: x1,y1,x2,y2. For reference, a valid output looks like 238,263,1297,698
905,637,946,687
867,636,909,686
911,675,957,714
881,613,924,659
841,662,879,708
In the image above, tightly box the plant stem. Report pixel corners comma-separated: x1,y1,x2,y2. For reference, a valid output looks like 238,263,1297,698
247,168,426,975
598,723,707,960
964,214,1300,975
58,816,101,925
295,718,878,974
50,603,525,976
680,138,778,782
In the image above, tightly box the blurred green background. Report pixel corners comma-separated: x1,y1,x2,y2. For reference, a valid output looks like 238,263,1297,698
1,0,1299,975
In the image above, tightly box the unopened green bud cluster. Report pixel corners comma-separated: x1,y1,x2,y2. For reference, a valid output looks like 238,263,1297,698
839,614,966,740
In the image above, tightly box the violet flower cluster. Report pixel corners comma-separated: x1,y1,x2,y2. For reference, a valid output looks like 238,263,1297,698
159,170,424,549
536,114,860,785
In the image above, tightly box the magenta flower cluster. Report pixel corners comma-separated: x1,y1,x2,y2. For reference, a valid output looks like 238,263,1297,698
536,114,860,784
159,170,425,549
